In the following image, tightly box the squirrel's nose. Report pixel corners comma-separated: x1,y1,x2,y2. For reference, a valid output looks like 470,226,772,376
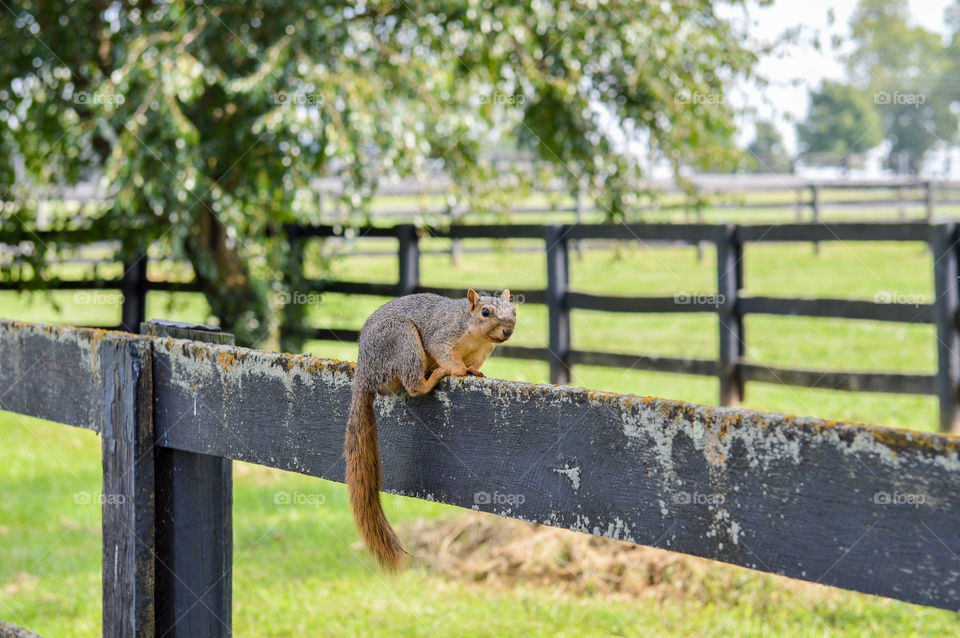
502,326,514,338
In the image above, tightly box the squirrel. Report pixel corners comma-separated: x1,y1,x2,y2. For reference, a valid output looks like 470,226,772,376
344,289,517,570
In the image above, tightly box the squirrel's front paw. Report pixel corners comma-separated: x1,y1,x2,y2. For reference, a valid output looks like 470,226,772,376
465,367,485,378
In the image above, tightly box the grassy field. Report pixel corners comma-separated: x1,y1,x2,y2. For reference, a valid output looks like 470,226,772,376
2,227,959,635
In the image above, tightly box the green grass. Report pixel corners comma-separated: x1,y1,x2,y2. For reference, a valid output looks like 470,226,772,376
3,415,959,637
1,230,959,635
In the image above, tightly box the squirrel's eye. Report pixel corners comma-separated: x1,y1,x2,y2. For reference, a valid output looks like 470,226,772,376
481,308,491,317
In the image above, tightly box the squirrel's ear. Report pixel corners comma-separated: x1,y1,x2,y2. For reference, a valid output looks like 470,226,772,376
467,289,479,310
500,289,511,302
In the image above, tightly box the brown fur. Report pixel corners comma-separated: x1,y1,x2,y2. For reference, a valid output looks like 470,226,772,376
345,289,516,570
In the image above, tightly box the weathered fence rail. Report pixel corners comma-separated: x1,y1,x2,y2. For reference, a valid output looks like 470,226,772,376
280,220,960,432
1,318,959,637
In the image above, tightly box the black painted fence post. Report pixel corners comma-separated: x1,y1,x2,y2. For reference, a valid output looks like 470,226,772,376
100,335,155,637
121,253,148,332
280,224,307,354
717,224,745,406
932,223,960,433
448,206,463,266
545,225,571,385
810,184,821,255
397,224,420,296
142,320,235,637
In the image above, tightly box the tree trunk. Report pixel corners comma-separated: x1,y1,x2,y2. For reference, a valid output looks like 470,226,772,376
185,210,268,346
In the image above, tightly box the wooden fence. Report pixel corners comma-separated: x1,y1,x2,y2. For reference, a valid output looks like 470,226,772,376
282,221,960,433
29,176,960,220
3,221,959,431
0,234,200,333
1,318,959,637
369,179,960,225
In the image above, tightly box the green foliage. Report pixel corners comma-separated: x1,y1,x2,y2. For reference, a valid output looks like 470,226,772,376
846,0,957,172
0,1,762,341
746,120,791,173
796,81,883,158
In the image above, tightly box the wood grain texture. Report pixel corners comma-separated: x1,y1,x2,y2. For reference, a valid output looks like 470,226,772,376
99,335,155,638
148,337,960,611
0,321,131,431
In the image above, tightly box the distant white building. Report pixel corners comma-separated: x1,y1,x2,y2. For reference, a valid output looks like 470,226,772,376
793,141,960,181
920,146,960,179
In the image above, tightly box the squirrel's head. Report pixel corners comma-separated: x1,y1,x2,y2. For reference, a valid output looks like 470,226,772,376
466,289,516,343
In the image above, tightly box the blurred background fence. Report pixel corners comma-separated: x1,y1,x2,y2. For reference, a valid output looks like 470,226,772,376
4,218,960,432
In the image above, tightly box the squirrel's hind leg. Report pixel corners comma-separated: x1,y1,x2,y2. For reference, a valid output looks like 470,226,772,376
384,318,437,397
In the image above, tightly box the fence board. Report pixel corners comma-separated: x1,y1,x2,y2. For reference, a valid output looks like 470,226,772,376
439,225,547,239
740,296,936,324
305,280,399,297
737,222,931,243
564,223,720,242
99,335,155,638
144,338,960,611
0,321,118,431
740,363,936,395
490,345,550,361
567,292,718,313
288,224,398,238
416,286,548,305
569,350,719,376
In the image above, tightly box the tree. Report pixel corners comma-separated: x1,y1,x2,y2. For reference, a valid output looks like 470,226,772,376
746,120,791,173
796,81,883,162
846,0,956,173
937,1,960,164
0,1,764,343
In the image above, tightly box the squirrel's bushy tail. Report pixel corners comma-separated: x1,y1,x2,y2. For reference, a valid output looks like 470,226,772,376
344,387,405,571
